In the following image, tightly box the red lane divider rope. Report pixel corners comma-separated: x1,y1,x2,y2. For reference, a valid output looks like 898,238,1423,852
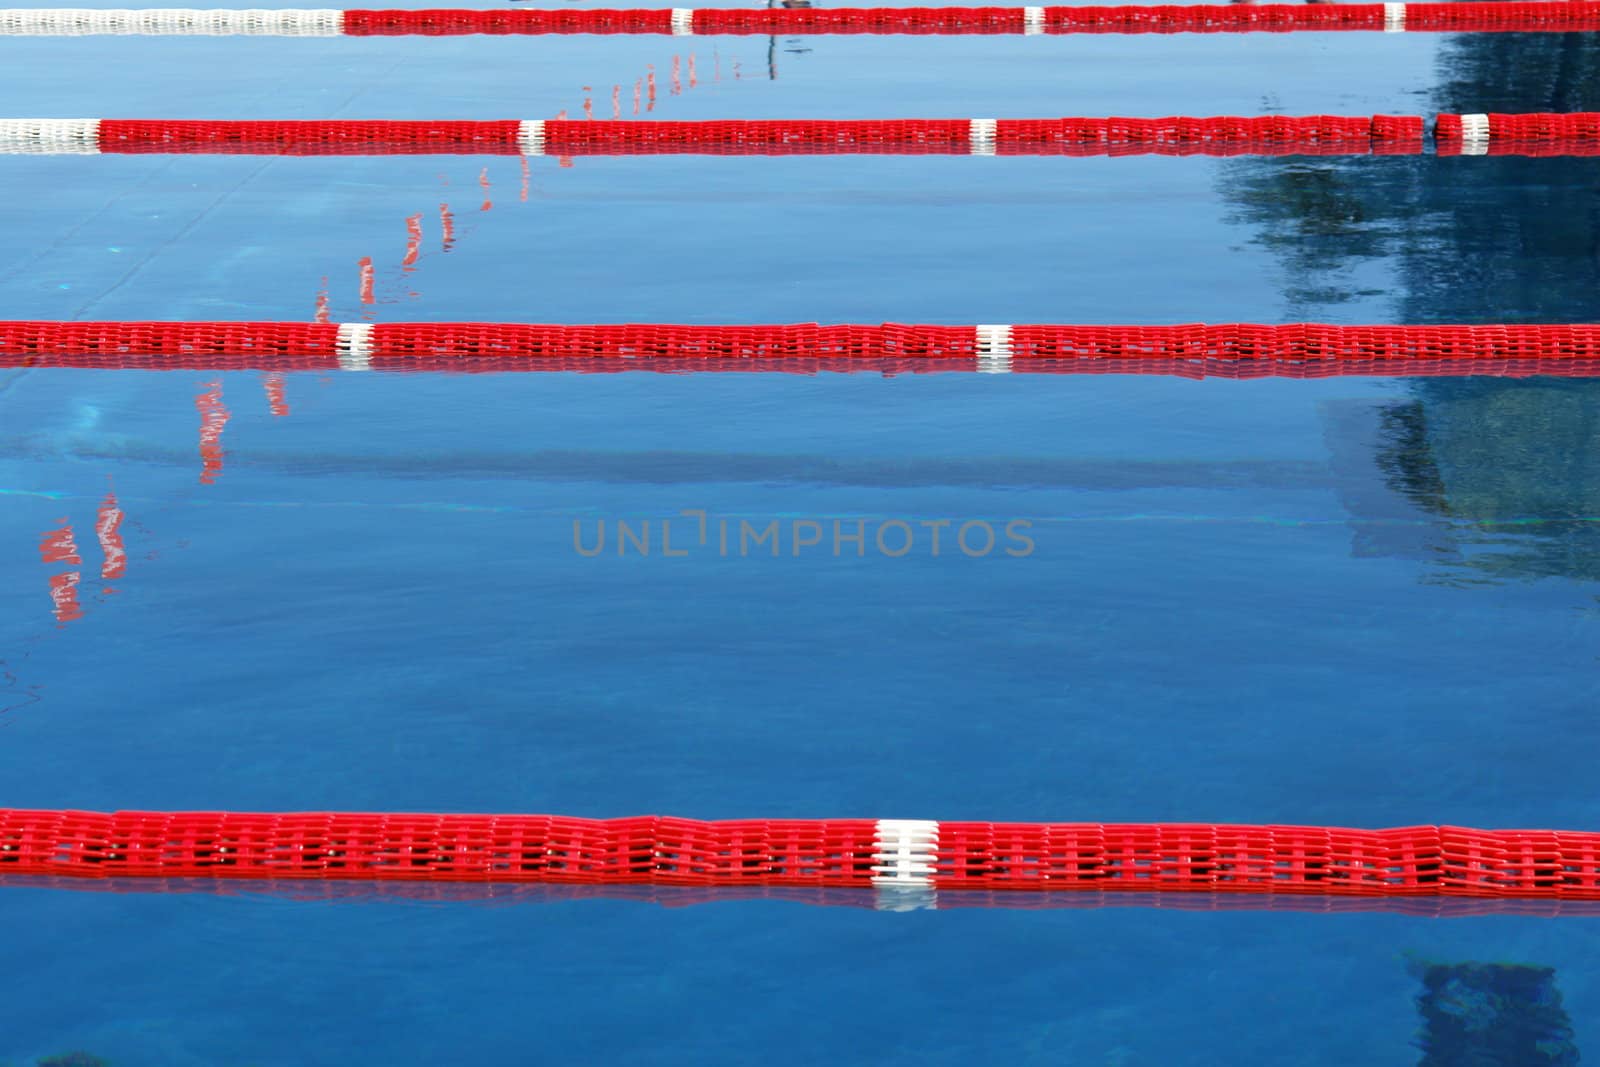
12,115,1600,157
1434,112,1600,156
5,811,1600,903
11,354,1597,378
0,117,1425,157
10,116,1600,157
5,321,1600,378
6,4,1600,37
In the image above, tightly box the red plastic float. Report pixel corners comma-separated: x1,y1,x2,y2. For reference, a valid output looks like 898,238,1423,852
5,4,1600,37
4,811,1600,908
4,320,1600,379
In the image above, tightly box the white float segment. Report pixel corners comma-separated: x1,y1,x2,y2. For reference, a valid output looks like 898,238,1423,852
969,118,998,157
1382,3,1404,31
669,7,693,34
517,120,547,157
0,9,342,34
975,324,1014,374
872,819,939,887
0,119,101,155
1022,6,1045,34
1459,113,1490,155
336,323,375,371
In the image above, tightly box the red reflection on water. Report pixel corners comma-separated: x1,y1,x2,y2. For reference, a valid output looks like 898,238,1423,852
195,381,230,485
39,522,83,626
263,373,289,417
358,256,376,305
38,492,134,624
402,213,423,271
96,492,127,582
440,203,456,251
39,523,81,567
292,46,754,325
554,109,575,168
46,572,82,625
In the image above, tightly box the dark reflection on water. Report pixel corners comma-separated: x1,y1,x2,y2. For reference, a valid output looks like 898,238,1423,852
1380,382,1600,585
1228,31,1600,589
1413,960,1580,1067
1320,392,1600,586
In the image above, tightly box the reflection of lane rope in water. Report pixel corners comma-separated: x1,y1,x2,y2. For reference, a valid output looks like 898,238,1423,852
195,380,229,484
38,519,84,625
3,375,280,706
2,4,1599,36
35,491,127,624
2,487,134,715
327,46,741,324
0,408,280,710
8,876,1600,915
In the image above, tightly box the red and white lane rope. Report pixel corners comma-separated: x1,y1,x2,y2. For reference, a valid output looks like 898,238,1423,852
7,321,1600,378
5,811,1600,908
10,115,1600,157
0,116,1425,157
1434,112,1600,156
3,4,1600,37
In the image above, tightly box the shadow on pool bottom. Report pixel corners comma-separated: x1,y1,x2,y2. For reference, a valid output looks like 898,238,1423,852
1414,960,1579,1065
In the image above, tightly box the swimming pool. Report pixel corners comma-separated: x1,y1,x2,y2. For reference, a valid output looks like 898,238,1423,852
2,6,1600,1065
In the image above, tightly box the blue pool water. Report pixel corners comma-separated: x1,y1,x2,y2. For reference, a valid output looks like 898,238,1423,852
3,7,1600,1065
